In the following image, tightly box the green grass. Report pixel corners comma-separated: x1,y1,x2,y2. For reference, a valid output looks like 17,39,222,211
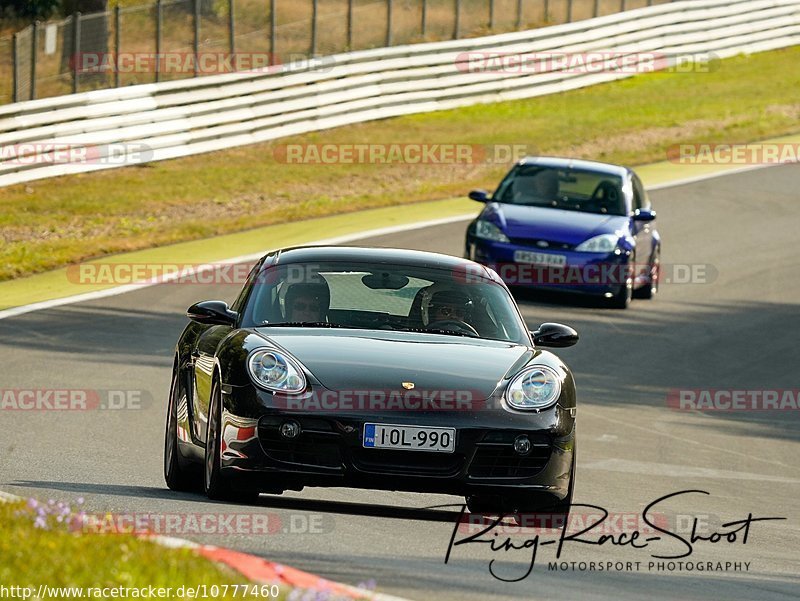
1,46,800,282
0,499,278,599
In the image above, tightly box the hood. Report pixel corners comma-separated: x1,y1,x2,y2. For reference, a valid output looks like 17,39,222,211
485,203,628,245
255,328,530,400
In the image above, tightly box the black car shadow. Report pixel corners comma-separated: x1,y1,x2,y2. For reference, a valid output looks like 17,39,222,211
8,479,467,524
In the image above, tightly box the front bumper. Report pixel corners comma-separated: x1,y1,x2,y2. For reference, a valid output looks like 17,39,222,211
467,238,630,296
217,388,575,503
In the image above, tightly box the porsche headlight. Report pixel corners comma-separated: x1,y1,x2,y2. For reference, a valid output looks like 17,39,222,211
575,234,618,253
475,220,510,243
506,366,561,410
247,349,306,393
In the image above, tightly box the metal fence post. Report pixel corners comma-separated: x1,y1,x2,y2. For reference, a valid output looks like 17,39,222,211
193,0,200,77
270,0,276,64
347,0,354,49
621,0,626,10
567,0,573,22
454,0,460,39
311,0,318,56
421,0,427,38
229,0,235,55
114,6,120,87
72,13,81,94
593,0,600,18
489,0,495,30
386,0,393,46
544,0,549,23
516,0,523,29
12,32,18,103
30,22,38,100
155,0,162,82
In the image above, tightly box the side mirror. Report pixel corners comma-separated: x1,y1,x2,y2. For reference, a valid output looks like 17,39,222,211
531,323,579,348
633,208,656,222
187,300,237,326
469,189,490,202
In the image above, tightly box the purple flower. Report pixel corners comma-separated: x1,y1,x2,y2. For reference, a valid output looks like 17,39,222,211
34,516,47,529
76,497,85,505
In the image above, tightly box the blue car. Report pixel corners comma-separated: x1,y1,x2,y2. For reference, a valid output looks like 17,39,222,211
464,157,661,308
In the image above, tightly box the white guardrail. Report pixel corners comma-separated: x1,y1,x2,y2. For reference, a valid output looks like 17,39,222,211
1,0,799,187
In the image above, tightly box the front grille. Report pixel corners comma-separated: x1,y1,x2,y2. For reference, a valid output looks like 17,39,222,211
352,448,464,476
509,237,575,251
468,433,551,479
258,417,343,471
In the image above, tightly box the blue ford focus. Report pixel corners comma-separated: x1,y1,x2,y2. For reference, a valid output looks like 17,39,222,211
464,157,661,308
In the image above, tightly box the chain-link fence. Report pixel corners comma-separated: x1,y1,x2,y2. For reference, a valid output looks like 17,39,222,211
3,0,676,104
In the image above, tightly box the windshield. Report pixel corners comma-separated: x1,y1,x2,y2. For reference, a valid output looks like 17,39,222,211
241,261,529,344
494,164,627,216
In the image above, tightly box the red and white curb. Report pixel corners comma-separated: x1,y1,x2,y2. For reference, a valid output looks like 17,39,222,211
0,490,410,601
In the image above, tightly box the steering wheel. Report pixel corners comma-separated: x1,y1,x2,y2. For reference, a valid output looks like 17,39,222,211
426,319,479,337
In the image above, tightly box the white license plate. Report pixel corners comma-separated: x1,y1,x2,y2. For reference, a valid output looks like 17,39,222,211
514,250,567,267
362,423,455,453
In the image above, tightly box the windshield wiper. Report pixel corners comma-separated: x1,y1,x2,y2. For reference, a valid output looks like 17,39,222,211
421,327,479,338
257,321,345,328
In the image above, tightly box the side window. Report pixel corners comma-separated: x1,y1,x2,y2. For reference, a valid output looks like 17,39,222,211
632,175,650,211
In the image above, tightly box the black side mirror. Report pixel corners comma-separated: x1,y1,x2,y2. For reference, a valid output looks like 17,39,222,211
531,323,579,348
633,208,656,222
187,300,237,326
469,189,490,202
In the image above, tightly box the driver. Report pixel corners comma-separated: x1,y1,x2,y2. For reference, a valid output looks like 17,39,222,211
284,283,329,323
425,289,475,329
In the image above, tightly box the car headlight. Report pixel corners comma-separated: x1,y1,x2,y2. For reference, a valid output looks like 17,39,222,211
475,219,510,243
247,349,306,393
506,366,561,410
575,234,619,253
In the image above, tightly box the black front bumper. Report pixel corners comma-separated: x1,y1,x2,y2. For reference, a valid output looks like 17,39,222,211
218,399,575,503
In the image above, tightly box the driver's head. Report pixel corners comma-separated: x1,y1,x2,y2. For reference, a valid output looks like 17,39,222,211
429,290,473,323
284,283,329,323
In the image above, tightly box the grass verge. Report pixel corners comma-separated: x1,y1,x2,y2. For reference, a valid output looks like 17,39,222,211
0,499,275,599
1,46,800,282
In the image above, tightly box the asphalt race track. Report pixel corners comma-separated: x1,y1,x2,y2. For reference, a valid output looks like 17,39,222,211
1,164,799,600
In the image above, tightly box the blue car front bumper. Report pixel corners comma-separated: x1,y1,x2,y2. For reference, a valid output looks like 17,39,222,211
469,239,631,296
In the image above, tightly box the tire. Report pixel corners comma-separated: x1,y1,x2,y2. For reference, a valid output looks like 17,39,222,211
204,381,259,503
608,261,633,309
164,368,200,492
634,246,660,300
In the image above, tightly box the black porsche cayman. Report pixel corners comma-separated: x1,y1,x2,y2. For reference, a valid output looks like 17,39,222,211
164,246,578,515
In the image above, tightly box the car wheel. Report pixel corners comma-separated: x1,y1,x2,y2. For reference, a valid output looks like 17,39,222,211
164,368,199,492
608,259,633,309
634,246,660,300
204,381,259,503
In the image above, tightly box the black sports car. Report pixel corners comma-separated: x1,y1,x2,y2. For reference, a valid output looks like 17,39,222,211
164,246,579,515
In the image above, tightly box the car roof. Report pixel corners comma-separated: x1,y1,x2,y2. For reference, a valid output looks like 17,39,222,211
517,156,632,178
270,245,500,280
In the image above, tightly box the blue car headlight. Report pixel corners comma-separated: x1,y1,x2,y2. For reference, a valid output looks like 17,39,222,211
506,365,561,410
575,234,619,253
247,349,306,393
475,219,510,243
